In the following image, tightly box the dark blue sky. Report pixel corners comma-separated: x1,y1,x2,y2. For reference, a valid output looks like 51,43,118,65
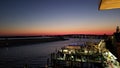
0,0,120,36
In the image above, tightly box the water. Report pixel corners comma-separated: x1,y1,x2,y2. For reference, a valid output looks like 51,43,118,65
0,38,101,68
0,38,79,68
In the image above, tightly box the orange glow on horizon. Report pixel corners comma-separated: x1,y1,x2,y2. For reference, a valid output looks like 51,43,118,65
0,29,114,36
0,25,115,36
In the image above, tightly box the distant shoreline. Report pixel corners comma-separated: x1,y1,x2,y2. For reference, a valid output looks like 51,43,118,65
0,37,68,47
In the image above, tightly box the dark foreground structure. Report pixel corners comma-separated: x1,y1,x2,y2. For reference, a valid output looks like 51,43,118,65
106,26,120,62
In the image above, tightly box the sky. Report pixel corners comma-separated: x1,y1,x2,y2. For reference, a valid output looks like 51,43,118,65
0,0,120,36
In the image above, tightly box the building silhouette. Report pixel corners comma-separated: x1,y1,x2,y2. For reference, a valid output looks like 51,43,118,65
113,26,120,62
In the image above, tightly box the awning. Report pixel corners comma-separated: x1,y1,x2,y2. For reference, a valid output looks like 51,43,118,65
99,0,120,10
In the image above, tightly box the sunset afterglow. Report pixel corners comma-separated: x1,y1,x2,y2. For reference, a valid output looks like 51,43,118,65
0,0,120,36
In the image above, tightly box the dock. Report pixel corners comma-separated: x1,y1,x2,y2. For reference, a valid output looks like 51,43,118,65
49,39,120,68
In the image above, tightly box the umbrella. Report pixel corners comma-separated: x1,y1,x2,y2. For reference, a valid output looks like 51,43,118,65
99,0,120,10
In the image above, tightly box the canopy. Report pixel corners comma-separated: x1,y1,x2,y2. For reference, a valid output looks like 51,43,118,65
99,0,120,10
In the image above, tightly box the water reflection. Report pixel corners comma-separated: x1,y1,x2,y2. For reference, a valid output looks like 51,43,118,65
0,38,76,68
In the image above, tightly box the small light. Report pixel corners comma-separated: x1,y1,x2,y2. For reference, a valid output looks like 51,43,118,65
63,49,68,52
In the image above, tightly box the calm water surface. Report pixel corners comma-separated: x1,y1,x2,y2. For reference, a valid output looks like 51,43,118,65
0,38,100,68
0,38,79,68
